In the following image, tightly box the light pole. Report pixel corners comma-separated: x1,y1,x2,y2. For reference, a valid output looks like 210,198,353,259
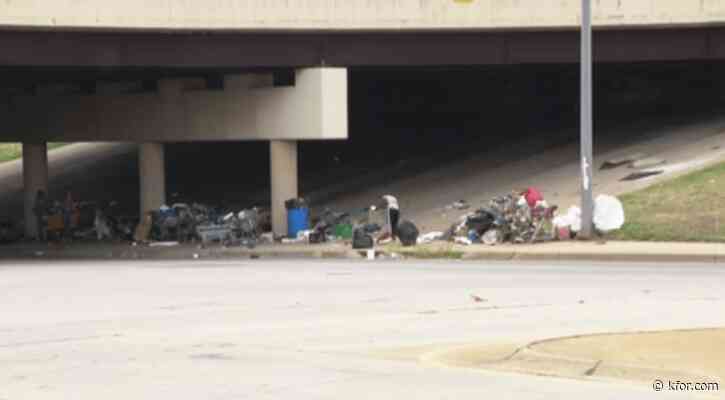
580,0,594,239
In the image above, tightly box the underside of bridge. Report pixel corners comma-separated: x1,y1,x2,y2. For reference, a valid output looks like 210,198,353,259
2,27,725,68
1,66,348,237
2,27,725,238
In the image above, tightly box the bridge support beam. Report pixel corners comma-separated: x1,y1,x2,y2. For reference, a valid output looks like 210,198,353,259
22,142,49,239
139,143,166,216
270,140,298,237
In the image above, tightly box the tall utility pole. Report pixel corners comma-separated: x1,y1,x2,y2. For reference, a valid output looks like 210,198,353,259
579,0,594,239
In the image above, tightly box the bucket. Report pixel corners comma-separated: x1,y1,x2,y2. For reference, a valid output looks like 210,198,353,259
287,207,309,238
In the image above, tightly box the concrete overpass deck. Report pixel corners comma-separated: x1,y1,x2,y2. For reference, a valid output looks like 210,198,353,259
2,0,725,31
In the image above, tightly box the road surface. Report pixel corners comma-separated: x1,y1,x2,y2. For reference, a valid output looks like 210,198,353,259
1,259,723,399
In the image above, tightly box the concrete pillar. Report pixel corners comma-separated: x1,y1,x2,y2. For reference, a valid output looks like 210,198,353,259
270,140,298,237
22,142,49,239
139,143,166,216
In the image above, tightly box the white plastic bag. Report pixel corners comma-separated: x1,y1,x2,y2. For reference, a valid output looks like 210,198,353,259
417,231,444,245
555,206,582,232
593,195,625,232
569,207,582,232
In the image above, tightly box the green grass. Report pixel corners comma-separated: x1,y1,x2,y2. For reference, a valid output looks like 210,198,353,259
611,160,725,242
383,243,465,260
0,143,68,163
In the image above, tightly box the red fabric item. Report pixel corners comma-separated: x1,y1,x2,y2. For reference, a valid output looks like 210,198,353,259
524,187,543,208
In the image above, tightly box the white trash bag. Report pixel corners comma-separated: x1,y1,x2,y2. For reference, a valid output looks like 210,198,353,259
593,195,625,232
555,206,582,232
417,231,444,245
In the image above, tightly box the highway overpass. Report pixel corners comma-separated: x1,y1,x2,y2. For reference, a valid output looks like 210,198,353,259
2,0,725,237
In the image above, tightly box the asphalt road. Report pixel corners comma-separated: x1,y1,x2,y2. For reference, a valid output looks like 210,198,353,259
1,260,723,399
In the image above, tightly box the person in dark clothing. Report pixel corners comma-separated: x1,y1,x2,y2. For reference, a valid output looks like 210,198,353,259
381,195,400,240
32,189,48,241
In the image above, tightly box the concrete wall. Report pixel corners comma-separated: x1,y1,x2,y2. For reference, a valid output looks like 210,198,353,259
1,0,724,31
0,68,348,142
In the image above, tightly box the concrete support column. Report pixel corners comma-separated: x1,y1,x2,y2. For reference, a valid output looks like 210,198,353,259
22,142,49,239
270,140,298,237
139,143,166,216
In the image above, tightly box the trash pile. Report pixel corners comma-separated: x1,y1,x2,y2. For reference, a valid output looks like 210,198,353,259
13,185,626,253
135,203,265,248
442,188,556,245
439,188,625,245
40,198,137,242
289,207,382,246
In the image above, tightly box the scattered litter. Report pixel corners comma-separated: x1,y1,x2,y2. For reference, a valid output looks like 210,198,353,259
259,232,275,243
297,229,314,242
377,237,393,245
149,241,180,247
523,187,543,208
454,236,473,246
481,229,502,246
417,231,444,245
555,226,571,241
352,227,375,249
621,170,664,181
193,253,200,259
446,200,470,210
563,206,582,233
366,249,376,260
196,224,231,245
593,195,625,232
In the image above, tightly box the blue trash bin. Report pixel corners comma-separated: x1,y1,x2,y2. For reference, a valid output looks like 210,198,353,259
287,207,309,238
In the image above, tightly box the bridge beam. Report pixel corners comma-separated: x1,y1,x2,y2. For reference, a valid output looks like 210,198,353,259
139,143,166,217
5,68,348,143
270,140,298,237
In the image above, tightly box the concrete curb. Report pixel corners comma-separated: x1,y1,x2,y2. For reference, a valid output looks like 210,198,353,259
2,241,725,263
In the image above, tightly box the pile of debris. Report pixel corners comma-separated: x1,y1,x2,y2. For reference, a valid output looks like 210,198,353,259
133,203,268,248
441,188,556,245
435,188,625,246
282,207,383,245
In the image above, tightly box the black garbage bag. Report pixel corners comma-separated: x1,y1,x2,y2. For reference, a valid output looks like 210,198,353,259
285,198,308,209
397,220,419,247
352,227,374,249
466,208,497,234
309,230,326,244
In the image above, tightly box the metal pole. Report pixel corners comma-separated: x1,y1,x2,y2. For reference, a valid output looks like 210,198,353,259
579,0,594,239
